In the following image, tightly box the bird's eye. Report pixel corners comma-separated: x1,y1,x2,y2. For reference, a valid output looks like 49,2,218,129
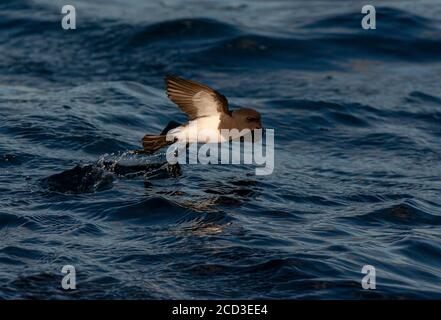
246,117,255,122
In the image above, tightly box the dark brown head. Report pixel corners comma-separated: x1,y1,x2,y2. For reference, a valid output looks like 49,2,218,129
231,108,262,131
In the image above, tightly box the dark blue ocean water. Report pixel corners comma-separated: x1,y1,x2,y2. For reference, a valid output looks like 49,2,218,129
1,0,441,299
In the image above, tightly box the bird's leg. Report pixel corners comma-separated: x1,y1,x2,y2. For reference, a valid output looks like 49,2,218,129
131,149,150,155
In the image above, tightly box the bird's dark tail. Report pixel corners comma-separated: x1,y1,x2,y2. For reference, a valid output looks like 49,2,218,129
141,135,173,153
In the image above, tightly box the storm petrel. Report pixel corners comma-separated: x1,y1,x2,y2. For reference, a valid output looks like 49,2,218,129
141,75,262,153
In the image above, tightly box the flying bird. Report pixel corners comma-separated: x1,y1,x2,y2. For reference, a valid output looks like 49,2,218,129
141,75,262,153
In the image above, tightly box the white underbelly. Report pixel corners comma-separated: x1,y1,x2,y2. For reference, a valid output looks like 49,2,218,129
168,116,228,143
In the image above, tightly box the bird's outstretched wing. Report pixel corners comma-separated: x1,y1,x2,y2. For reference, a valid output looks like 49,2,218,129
165,75,229,120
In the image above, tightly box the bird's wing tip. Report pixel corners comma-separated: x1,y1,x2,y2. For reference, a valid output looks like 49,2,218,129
165,74,179,82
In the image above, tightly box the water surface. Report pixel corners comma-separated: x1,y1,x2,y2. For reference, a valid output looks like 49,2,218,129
1,0,441,299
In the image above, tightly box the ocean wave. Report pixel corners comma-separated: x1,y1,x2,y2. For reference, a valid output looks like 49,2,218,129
2,6,441,87
341,200,441,226
2,0,441,299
